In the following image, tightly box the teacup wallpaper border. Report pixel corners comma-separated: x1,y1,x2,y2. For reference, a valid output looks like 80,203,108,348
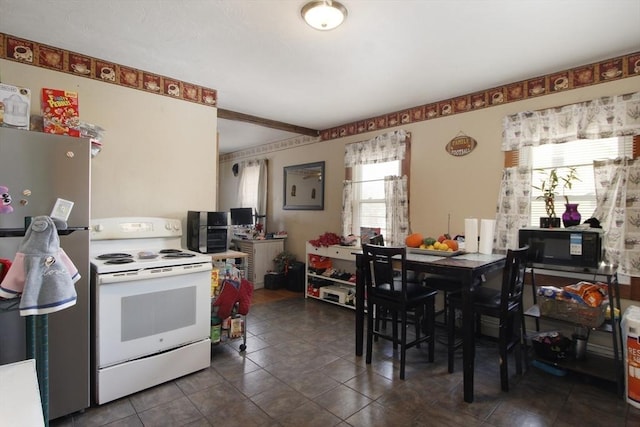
0,32,217,107
1,32,639,145
321,51,640,141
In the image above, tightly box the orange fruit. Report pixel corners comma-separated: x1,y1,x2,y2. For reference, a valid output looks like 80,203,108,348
405,233,424,248
443,239,459,251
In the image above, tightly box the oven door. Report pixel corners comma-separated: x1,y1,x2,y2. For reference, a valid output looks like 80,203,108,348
95,264,211,368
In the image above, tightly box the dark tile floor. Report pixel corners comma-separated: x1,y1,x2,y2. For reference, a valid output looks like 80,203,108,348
52,289,640,426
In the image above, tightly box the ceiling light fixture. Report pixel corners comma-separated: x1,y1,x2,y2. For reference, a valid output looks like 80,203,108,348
301,0,348,31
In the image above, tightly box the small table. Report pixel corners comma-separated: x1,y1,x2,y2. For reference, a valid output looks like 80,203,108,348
354,251,506,403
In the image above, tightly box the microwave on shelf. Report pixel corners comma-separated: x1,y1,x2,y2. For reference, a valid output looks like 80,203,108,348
518,227,604,270
187,211,230,254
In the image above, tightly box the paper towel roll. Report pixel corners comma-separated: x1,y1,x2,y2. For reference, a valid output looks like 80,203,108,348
479,219,496,254
464,218,478,253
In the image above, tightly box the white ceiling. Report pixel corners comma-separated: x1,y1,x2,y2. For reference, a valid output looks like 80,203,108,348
1,0,639,154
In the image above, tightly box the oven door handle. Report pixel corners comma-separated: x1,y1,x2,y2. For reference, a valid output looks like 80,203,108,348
97,262,212,284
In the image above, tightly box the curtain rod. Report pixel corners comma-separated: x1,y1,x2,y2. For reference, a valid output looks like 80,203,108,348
345,176,401,184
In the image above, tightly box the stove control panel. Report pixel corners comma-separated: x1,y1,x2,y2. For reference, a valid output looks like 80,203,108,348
91,217,183,241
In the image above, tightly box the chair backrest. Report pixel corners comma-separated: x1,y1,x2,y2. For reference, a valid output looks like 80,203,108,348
369,234,384,246
361,243,407,298
499,245,529,315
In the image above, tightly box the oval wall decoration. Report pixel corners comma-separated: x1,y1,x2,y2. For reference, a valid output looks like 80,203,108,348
445,134,477,156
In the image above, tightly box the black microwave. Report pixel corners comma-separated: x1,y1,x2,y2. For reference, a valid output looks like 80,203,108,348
518,227,604,270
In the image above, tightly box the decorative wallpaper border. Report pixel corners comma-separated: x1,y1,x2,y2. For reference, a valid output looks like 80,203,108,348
219,134,321,162
2,31,638,156
320,51,640,141
0,32,217,107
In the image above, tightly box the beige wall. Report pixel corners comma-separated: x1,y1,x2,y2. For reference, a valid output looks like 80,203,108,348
1,59,218,233
220,75,640,262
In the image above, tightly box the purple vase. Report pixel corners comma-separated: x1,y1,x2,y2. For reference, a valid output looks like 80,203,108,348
562,203,581,227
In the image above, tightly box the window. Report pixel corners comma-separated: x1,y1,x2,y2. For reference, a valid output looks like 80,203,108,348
522,137,633,225
237,159,268,219
351,160,401,238
343,130,410,246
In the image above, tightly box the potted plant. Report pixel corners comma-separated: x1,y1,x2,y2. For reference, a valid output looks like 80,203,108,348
533,167,580,228
273,250,297,274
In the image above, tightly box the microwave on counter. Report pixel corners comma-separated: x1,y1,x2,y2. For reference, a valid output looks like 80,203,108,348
518,227,604,270
187,210,231,254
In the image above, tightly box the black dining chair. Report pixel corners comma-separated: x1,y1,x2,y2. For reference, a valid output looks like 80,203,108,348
447,245,529,391
362,244,438,380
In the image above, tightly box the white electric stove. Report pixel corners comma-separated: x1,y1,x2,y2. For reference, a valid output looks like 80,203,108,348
89,217,212,404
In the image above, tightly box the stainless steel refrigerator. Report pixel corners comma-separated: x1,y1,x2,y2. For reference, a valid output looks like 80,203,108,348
0,126,91,419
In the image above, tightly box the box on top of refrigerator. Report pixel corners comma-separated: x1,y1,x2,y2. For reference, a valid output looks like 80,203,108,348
0,83,31,130
41,88,80,137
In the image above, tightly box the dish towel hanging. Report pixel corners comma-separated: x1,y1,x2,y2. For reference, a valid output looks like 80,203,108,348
0,216,79,316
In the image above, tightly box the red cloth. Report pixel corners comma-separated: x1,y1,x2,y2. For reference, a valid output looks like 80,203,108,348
238,278,254,315
212,278,254,318
213,279,239,319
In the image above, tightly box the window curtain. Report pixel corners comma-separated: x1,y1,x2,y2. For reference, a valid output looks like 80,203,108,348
384,175,409,246
344,129,407,167
238,159,268,219
502,92,640,150
342,180,354,238
592,158,640,278
495,91,640,254
494,166,532,253
342,129,408,242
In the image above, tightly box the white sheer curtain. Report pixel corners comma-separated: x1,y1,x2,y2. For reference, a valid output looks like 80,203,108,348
495,91,640,254
238,159,268,219
342,130,409,245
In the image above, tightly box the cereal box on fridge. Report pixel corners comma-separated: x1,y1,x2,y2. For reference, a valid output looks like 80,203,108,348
41,88,80,136
0,83,31,130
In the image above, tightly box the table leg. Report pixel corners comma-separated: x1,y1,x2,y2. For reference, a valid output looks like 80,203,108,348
462,275,475,403
355,257,365,356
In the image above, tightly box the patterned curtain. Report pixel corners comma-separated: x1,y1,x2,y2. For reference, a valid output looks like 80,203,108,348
341,180,354,238
494,166,532,253
496,91,640,253
592,158,640,278
344,129,407,167
342,129,408,244
502,92,640,151
384,175,409,246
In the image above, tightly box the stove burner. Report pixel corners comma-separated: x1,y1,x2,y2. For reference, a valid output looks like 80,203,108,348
105,258,135,265
97,253,133,260
163,252,196,258
159,249,182,254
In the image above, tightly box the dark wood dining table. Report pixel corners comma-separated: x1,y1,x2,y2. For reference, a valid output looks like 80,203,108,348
354,250,506,403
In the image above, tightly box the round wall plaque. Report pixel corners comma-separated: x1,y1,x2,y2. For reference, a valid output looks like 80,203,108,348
445,135,477,156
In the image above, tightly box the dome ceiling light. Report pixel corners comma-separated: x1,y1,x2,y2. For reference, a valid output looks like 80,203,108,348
301,0,348,31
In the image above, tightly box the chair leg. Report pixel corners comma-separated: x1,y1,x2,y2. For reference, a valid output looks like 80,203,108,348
414,306,422,349
374,306,381,342
447,299,456,373
499,321,509,392
392,310,399,349
516,309,525,375
400,310,408,380
427,299,435,362
366,303,374,365
520,307,529,371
